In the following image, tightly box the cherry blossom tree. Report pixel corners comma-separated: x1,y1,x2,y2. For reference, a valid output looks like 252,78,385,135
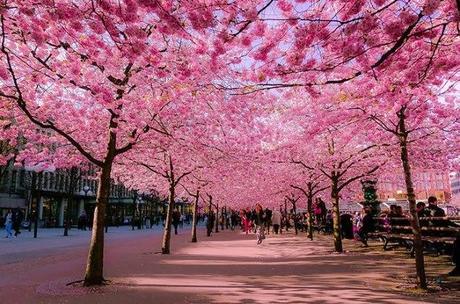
220,0,459,94
0,0,250,285
290,169,329,240
340,83,460,289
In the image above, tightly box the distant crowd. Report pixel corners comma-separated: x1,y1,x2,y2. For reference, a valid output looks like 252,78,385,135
2,208,24,238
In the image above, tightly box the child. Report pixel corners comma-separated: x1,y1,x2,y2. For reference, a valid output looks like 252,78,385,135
256,225,265,244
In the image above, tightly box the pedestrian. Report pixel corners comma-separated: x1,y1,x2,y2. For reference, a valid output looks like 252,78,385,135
4,209,13,238
254,203,265,244
340,213,353,239
357,208,375,247
78,211,87,230
230,211,238,230
315,198,327,226
206,210,215,237
172,208,181,235
426,196,447,227
264,208,272,235
416,202,430,227
448,236,460,276
179,212,184,228
12,207,23,237
272,209,281,234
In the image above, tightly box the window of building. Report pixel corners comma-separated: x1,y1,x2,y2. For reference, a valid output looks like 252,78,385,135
49,173,55,190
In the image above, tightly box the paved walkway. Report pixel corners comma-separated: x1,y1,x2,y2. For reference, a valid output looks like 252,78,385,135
0,227,459,303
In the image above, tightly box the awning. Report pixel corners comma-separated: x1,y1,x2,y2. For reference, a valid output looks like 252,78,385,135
0,196,27,209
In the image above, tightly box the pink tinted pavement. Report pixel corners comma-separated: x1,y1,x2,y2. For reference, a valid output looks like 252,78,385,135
0,226,459,304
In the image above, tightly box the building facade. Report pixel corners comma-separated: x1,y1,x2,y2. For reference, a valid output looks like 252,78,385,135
377,169,451,203
0,165,162,228
450,172,460,207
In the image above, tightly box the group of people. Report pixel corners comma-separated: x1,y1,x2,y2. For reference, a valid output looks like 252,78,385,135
3,208,24,238
339,196,459,247
339,196,459,276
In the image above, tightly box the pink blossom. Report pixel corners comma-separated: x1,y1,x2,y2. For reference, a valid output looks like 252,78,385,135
241,36,252,47
384,21,404,39
423,0,440,15
373,0,386,6
0,66,8,80
399,11,418,25
30,29,45,45
277,0,293,12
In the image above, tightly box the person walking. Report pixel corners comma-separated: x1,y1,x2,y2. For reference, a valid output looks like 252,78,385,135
12,208,23,237
357,208,375,246
206,210,215,237
254,203,266,244
264,208,272,235
449,236,460,276
272,209,281,234
426,196,446,227
78,211,87,230
172,208,181,235
241,209,250,234
230,211,238,230
4,209,13,238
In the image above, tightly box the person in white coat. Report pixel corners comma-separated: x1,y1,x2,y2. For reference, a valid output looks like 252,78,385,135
272,209,282,234
4,209,13,238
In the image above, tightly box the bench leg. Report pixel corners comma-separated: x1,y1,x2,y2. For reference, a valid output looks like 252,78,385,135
383,237,389,250
409,243,415,258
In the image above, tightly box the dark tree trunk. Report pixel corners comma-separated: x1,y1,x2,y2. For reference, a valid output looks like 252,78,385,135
225,206,229,229
63,197,71,236
207,196,213,237
220,207,225,230
191,190,199,243
33,172,39,238
132,194,136,231
161,184,175,254
292,201,298,235
279,205,283,234
331,178,343,253
284,202,288,231
84,162,112,286
307,187,314,241
215,203,219,233
64,167,78,237
398,108,427,289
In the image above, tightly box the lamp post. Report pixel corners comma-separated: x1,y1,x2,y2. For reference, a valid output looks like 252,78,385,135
33,172,39,238
137,196,143,229
83,185,90,230
132,191,137,231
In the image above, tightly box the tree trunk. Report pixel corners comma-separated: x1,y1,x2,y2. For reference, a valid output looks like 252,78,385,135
161,184,175,254
84,162,112,286
207,197,213,237
64,197,71,236
220,207,225,231
279,205,283,234
284,202,288,231
33,172,39,238
293,201,298,235
331,179,343,253
307,192,314,241
225,206,229,229
64,167,78,237
191,190,199,243
399,109,427,289
215,203,219,233
132,195,136,231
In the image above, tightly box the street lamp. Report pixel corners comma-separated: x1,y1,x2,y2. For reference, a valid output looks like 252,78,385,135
137,196,143,229
83,185,90,230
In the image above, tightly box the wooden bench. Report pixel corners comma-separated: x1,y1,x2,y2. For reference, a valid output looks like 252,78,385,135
369,216,459,258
